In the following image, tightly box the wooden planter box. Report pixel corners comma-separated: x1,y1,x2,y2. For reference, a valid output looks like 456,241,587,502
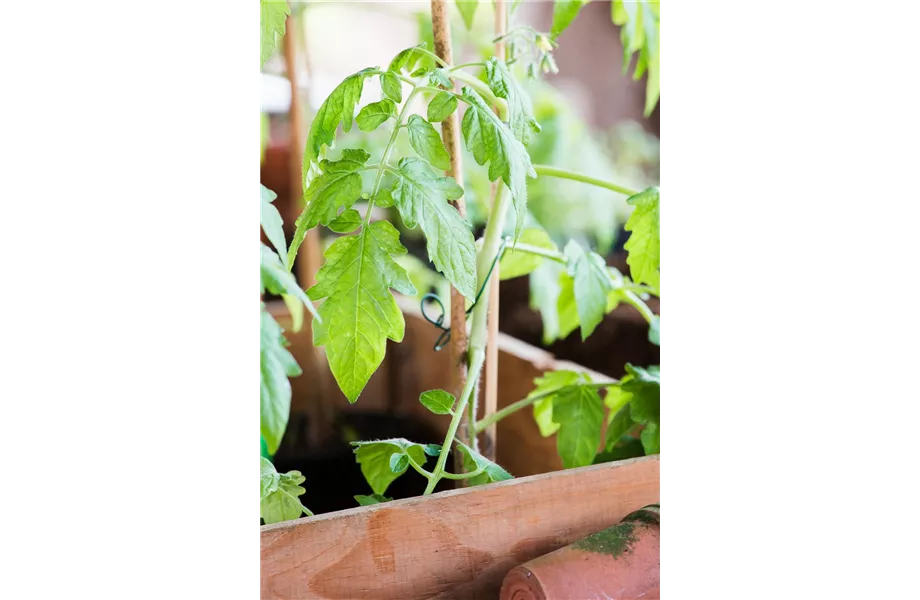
262,455,659,600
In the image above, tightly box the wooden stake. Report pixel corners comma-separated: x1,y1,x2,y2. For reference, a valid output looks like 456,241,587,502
283,12,332,448
480,0,508,462
430,0,473,481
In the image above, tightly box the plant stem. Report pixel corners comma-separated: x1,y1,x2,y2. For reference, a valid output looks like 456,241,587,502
449,61,484,71
407,455,434,479
473,382,614,434
414,45,449,68
502,241,567,264
441,467,486,480
621,290,656,323
365,86,422,220
533,164,639,197
424,350,486,494
450,70,509,120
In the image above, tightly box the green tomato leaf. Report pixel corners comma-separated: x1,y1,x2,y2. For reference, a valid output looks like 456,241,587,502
623,364,659,425
354,494,392,506
352,438,428,495
555,272,581,340
356,99,396,132
530,370,585,437
553,382,604,468
529,261,564,344
302,68,376,183
564,241,614,340
389,453,409,474
429,68,453,89
460,86,536,239
593,437,646,464
456,0,479,30
551,0,590,39
261,244,320,321
456,441,513,486
260,185,288,269
624,186,660,291
612,0,659,116
423,443,442,457
499,228,556,280
381,72,402,103
427,91,459,123
260,458,311,524
640,422,659,454
327,208,362,234
407,115,451,170
389,44,428,74
484,58,540,146
260,307,302,455
281,294,304,333
388,158,476,300
290,149,370,263
605,404,635,451
308,221,417,402
419,389,455,415
260,0,290,68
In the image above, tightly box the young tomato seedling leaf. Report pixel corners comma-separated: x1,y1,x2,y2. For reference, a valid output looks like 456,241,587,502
419,389,455,415
357,99,396,132
427,91,459,123
260,0,290,68
352,438,429,495
260,306,302,455
485,58,541,146
623,186,660,291
260,244,319,321
563,241,613,340
529,370,604,468
296,149,371,236
354,494,392,506
260,457,312,524
260,185,288,268
389,158,477,299
407,115,452,171
460,87,536,238
499,228,557,280
456,441,513,486
308,221,417,402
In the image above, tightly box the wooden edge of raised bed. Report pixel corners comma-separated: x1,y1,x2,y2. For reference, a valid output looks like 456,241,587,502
261,454,659,600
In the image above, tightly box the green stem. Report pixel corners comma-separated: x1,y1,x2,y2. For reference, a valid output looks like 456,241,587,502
300,503,314,517
414,46,449,68
502,241,567,264
533,164,639,197
424,350,486,495
621,290,656,323
473,382,614,434
441,467,486,480
451,70,508,120
364,85,423,220
449,61,485,71
407,455,434,479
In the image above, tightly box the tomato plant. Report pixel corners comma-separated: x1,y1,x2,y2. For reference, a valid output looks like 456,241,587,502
260,0,660,525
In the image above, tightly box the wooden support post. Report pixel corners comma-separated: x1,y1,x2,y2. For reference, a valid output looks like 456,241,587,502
480,0,508,462
430,0,472,481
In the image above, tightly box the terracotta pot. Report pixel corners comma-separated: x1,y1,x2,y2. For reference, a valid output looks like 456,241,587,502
498,505,660,600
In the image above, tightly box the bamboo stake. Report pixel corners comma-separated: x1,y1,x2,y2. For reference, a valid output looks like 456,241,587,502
430,0,472,480
283,12,332,448
480,0,508,462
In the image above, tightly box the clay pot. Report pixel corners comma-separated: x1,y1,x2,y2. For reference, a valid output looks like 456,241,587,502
499,505,660,600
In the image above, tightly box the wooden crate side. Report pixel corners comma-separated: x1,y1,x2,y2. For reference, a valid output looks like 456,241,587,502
261,455,659,600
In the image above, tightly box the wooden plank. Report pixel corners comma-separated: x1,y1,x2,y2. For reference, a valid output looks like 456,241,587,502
261,455,659,600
